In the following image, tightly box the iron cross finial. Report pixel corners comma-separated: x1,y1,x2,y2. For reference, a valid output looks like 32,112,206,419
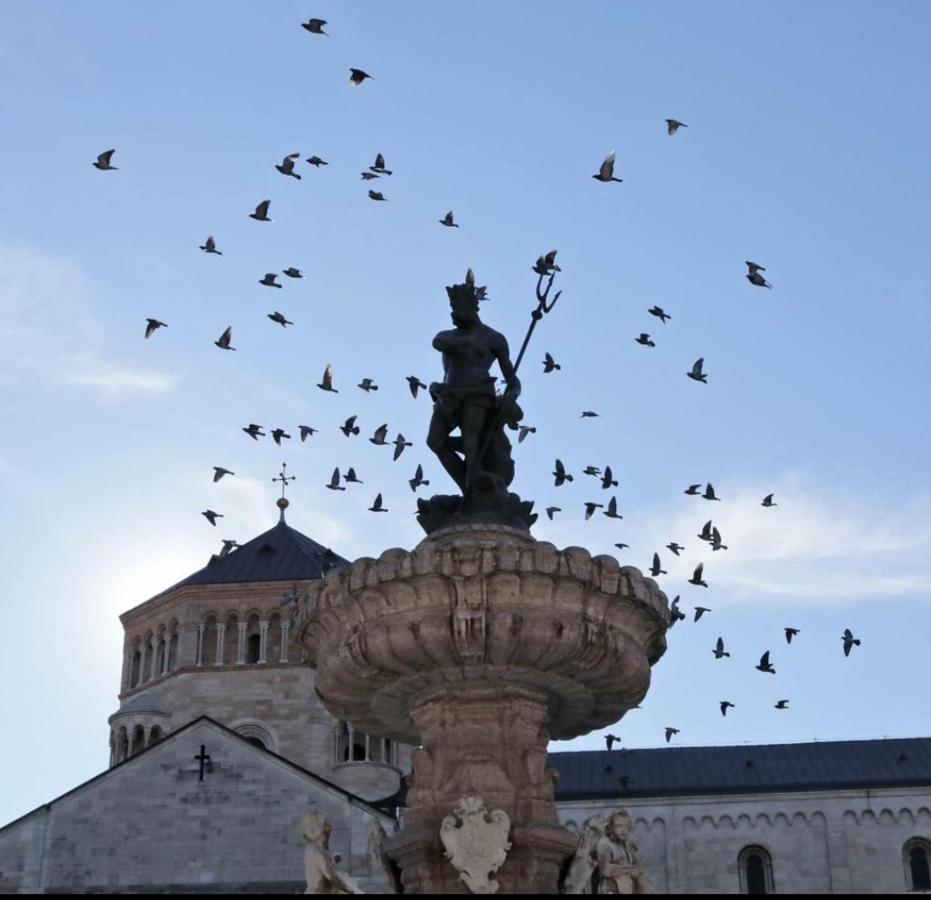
273,463,296,499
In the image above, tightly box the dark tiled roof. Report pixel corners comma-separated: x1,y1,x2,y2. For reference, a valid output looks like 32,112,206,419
143,519,349,604
550,737,931,801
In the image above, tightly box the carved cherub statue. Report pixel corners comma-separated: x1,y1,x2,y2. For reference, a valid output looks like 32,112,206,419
300,812,365,895
562,816,607,893
593,810,654,894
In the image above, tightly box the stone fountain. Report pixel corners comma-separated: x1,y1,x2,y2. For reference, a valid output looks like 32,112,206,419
302,265,670,893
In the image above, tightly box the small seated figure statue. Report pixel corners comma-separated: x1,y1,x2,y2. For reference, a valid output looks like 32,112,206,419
300,812,365,895
594,810,654,894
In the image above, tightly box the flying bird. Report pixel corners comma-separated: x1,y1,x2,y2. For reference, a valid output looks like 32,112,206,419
276,153,302,179
762,493,777,507
242,423,265,440
746,261,773,288
249,200,272,222
368,190,386,202
584,502,604,520
358,378,378,392
712,637,730,659
93,149,117,170
344,467,363,484
360,171,380,180
299,425,317,441
219,539,240,558
407,376,427,398
212,467,234,482
697,520,713,542
260,273,282,288
720,701,735,717
583,466,602,477
703,483,721,501
202,510,223,526
684,484,702,496
614,542,630,551
689,564,709,588
666,542,684,556
710,527,728,551
603,497,623,519
267,311,293,328
325,468,346,491
144,319,167,339
648,306,670,323
350,68,373,86
282,267,304,279
199,235,222,255
650,553,667,577
775,700,790,710
635,333,655,348
666,119,687,135
593,151,623,183
340,415,360,437
301,18,327,34
271,428,291,445
601,466,618,489
669,596,686,625
409,464,429,492
370,153,392,175
687,358,708,383
214,326,236,350
369,493,388,513
756,651,776,674
581,411,600,418
543,352,561,373
842,628,861,657
306,155,328,167
694,606,711,622
393,434,412,461
605,734,621,751
545,506,561,521
665,727,679,743
553,459,573,486
784,627,800,644
518,425,536,443
370,423,389,446
439,211,459,228
317,365,337,392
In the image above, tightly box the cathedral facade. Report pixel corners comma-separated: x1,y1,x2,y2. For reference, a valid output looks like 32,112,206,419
0,512,928,893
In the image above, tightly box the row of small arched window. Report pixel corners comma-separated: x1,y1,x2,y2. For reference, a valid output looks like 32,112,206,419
333,722,397,767
110,724,163,765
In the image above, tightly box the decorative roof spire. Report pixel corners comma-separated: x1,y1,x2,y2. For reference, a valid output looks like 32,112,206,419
272,463,296,523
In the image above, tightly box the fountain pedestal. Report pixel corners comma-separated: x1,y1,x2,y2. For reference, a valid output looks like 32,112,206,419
302,525,669,894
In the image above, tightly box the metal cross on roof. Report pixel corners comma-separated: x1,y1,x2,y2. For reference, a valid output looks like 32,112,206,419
273,463,296,499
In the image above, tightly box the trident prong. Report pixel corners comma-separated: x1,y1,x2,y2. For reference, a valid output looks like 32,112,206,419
535,271,562,314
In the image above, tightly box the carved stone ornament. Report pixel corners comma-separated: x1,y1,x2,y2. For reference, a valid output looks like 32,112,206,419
440,796,512,894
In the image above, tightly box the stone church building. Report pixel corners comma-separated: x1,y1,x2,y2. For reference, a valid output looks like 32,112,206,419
1,508,929,893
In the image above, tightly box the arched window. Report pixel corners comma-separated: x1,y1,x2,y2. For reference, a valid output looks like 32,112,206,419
905,839,931,892
117,727,129,763
202,615,218,666
223,615,239,666
352,729,367,761
130,725,146,757
234,722,275,753
130,645,142,687
738,845,774,894
148,726,163,747
155,633,166,676
246,633,261,664
268,611,282,663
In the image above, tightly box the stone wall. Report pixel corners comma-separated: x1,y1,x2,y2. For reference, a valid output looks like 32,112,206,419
558,787,931,894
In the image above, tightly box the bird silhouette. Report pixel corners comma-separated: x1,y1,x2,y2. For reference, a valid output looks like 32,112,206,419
689,563,709,587
344,467,363,484
282,267,304,279
614,542,630,551
784,627,800,644
267,312,293,327
370,153,392,175
370,424,389,445
697,520,713,542
393,434,412,461
584,502,604,520
360,172,380,180
144,319,167,339
648,306,671,323
665,727,679,743
756,651,776,674
276,153,302,179
601,466,618,489
306,155,328,167
407,376,427,398
215,326,236,350
202,510,223,526
713,637,730,659
518,425,536,443
581,411,600,418
650,553,667,577
720,700,735,717
545,506,561,520
212,467,234,482
409,464,430,492
687,358,708,383
340,416,360,437
543,352,561,373
710,526,728,551
684,484,702,496
368,190,386,201
302,18,327,34
218,539,240,558
635,333,656,348
583,466,602,477
325,468,346,491
532,250,560,274
694,606,711,622
593,151,623,183
242,424,265,440
746,261,773,288
762,493,777,507
271,429,291,446
553,459,573,486
249,200,272,222
605,734,621,751
775,700,790,710
842,628,861,657
199,235,222,254
666,119,687,135
603,497,623,519
350,68,373,86
93,149,117,170
369,493,388,513
703,483,721,501
669,596,686,625
260,273,283,289
666,542,684,556
439,211,459,228
317,364,337,392
358,378,378,392
299,425,317,441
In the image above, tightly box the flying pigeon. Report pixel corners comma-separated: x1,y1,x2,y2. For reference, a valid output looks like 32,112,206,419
842,628,861,657
694,606,711,622
93,149,117,170
344,467,363,484
710,527,728,551
358,378,378,392
684,484,702,495
439,211,459,228
635,333,655,348
720,701,735,717
340,415,360,437
545,506,561,520
325,467,346,491
581,411,600,418
271,428,291,445
689,563,709,588
601,466,618,489
370,424,389,446
369,493,388,513
703,483,721,501
144,319,167,339
697,520,713,542
553,459,573,486
603,497,623,519
648,306,670,323
584,502,604,520
350,68,373,86
746,261,773,288
407,376,427,398
775,700,790,710
393,433,412,461
276,153,301,179
666,119,687,135
202,510,223,526
650,553,667,577
664,727,679,743
299,425,317,441
212,467,234,482
712,637,730,659
605,734,621,751
282,267,304,279
614,543,630,551
669,595,686,625
370,153,392,175
302,18,327,34
368,190,386,201
583,466,602,477
784,627,800,644
687,358,707,383
543,353,561,373
306,155,328,167
518,425,536,443
260,273,282,288
762,493,777,507
756,651,776,674
360,171,380,180
409,464,429,492
242,423,264,440
214,326,236,350
666,542,684,556
317,364,337,392
249,200,272,222
267,311,293,327
200,235,222,254
218,539,240,558
593,151,623,183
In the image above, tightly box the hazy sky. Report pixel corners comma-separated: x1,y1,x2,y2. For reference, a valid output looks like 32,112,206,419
2,0,931,826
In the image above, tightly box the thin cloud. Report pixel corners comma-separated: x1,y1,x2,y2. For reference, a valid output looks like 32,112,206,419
56,353,177,393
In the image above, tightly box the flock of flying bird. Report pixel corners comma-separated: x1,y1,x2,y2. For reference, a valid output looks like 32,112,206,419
93,14,863,749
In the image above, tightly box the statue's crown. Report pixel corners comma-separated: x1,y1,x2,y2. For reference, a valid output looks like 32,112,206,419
446,280,477,308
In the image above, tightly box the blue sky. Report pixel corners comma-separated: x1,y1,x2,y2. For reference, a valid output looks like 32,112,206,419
2,0,931,825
